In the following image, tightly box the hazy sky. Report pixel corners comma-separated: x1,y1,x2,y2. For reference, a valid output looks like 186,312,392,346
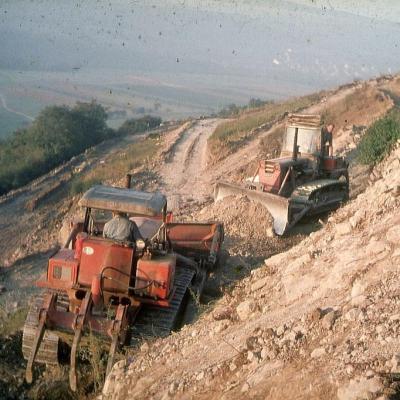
156,0,400,22
0,0,399,98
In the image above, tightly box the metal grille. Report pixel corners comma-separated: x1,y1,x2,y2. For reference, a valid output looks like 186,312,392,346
53,265,71,280
265,161,275,174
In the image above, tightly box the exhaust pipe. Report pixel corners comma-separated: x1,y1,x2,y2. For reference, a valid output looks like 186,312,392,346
125,174,132,189
292,127,299,161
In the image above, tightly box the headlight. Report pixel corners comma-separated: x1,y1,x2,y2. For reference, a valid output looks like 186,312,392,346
136,239,146,250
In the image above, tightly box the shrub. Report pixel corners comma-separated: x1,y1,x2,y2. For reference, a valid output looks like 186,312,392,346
117,115,161,136
217,103,240,117
358,108,400,165
70,177,102,195
0,101,110,195
77,134,161,187
0,306,28,336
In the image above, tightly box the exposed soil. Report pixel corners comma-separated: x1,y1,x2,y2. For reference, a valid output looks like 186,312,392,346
0,126,178,399
1,75,400,400
101,75,400,399
159,118,221,208
102,114,400,400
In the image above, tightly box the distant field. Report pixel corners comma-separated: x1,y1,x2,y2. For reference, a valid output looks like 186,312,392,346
0,70,38,138
3,91,45,117
0,67,317,138
0,107,30,139
0,68,214,137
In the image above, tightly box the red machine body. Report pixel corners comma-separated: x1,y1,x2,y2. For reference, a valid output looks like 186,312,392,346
322,156,338,171
26,184,224,392
47,249,79,290
39,219,221,305
136,254,176,300
214,114,349,236
78,237,134,293
258,160,281,193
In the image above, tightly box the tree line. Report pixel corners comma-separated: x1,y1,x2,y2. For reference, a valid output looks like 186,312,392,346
0,101,161,195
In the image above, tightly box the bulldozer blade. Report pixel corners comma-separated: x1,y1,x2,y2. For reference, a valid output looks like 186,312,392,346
214,181,290,235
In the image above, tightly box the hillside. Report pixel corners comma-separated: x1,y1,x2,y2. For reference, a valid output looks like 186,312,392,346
103,141,400,400
0,74,400,399
101,75,400,400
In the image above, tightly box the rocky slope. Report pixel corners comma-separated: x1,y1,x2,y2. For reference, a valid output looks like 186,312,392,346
102,141,400,399
1,75,400,400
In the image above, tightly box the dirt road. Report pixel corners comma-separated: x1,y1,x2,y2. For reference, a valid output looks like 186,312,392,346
102,76,400,400
0,76,396,399
0,93,34,121
160,118,221,208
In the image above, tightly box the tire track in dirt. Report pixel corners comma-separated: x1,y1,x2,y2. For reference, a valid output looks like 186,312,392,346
159,118,221,208
183,133,200,168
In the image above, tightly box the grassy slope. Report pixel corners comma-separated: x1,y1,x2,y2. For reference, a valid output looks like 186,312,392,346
207,92,325,162
69,132,162,195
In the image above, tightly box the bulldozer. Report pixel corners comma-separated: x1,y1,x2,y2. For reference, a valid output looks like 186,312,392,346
22,178,223,391
214,114,349,235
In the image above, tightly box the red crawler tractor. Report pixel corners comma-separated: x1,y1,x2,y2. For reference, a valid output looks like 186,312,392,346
22,181,223,391
215,114,349,235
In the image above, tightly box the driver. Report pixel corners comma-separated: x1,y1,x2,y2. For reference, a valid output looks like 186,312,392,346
322,123,335,156
103,211,144,242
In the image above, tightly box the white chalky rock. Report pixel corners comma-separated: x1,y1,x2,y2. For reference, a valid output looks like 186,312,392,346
236,300,257,321
336,222,352,236
386,225,400,244
311,347,326,358
337,376,383,400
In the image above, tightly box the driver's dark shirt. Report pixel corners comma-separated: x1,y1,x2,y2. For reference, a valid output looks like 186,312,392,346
322,127,332,146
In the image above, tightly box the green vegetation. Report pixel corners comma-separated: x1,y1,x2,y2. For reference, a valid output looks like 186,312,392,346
0,101,111,195
70,134,161,194
217,98,274,118
70,177,102,196
117,115,161,135
208,92,324,161
0,307,28,336
0,101,163,195
358,108,400,165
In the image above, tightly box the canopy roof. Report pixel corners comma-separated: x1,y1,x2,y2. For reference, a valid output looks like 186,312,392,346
287,113,321,129
78,185,167,216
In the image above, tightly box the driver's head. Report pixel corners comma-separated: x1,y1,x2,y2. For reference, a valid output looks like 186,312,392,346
112,211,127,218
327,123,335,133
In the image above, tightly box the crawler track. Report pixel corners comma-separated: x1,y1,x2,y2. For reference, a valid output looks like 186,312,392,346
22,268,197,358
21,293,69,365
291,179,348,211
130,267,195,343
